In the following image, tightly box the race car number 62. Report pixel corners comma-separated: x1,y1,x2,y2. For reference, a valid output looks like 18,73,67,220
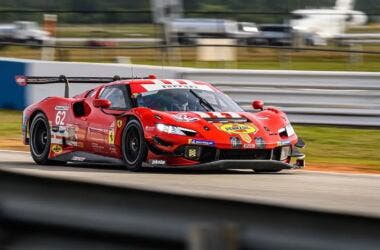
55,111,66,125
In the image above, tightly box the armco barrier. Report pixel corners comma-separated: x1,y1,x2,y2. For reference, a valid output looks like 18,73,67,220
1,169,380,250
179,69,380,126
1,57,379,126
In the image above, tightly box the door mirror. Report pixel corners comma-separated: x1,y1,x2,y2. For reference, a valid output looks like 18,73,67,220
252,100,264,110
93,99,111,109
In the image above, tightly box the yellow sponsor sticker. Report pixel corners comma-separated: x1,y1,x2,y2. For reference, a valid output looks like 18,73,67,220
109,130,115,144
240,133,252,143
51,144,62,154
117,120,123,128
219,123,257,134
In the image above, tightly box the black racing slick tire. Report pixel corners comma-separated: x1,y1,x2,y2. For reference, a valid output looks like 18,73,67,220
122,119,148,171
29,113,54,165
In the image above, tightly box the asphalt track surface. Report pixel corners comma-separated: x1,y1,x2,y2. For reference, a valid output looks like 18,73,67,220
1,150,380,218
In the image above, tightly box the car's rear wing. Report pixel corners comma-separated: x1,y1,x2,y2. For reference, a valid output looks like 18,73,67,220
15,75,156,98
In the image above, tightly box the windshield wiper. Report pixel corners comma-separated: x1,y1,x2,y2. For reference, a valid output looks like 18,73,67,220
189,89,215,112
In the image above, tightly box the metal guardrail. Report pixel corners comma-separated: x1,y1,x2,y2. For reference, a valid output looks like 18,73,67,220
1,55,379,126
1,169,380,250
179,69,380,126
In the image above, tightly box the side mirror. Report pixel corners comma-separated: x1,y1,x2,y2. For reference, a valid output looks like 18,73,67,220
252,100,264,110
93,99,111,109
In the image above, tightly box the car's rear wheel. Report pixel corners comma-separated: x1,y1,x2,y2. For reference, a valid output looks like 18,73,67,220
30,113,54,165
122,119,147,171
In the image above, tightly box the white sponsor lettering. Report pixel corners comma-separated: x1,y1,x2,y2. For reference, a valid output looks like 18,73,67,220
142,79,215,92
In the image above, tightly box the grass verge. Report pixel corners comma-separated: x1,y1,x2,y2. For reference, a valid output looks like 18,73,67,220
0,110,379,171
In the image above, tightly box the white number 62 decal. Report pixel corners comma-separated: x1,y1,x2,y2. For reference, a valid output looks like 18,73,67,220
55,111,66,125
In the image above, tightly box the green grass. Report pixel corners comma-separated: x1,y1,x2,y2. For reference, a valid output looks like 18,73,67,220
57,24,159,38
0,110,379,168
294,125,380,168
0,109,21,138
134,59,380,72
56,23,380,38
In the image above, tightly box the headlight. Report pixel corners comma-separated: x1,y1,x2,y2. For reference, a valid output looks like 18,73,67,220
156,124,196,136
285,124,295,137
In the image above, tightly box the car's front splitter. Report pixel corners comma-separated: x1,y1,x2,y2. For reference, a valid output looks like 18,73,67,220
144,159,301,171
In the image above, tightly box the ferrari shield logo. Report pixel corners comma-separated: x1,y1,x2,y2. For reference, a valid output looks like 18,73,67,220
117,120,123,128
108,130,115,144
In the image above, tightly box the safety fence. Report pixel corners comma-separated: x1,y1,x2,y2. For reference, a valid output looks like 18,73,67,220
179,68,380,126
1,40,379,70
1,58,379,126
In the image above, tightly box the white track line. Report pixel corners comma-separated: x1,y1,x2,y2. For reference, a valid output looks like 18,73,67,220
0,149,30,154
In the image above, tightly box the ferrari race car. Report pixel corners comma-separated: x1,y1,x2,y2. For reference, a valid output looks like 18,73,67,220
16,74,305,172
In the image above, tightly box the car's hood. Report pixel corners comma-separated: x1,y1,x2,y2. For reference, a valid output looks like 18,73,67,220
152,110,297,148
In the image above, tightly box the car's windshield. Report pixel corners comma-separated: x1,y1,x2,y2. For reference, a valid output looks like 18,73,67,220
136,89,243,112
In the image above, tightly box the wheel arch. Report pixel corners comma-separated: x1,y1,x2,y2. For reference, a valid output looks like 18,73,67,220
27,109,47,143
121,115,148,171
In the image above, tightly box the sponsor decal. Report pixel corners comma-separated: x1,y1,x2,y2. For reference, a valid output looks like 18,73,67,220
173,114,200,122
71,156,86,162
67,127,76,141
59,126,66,134
108,130,115,145
141,79,214,92
243,143,255,149
162,84,198,89
218,123,256,143
51,144,62,154
55,106,69,111
108,121,116,145
117,120,123,128
230,136,242,149
52,125,60,133
240,134,252,143
219,123,257,134
150,159,166,165
278,140,291,146
188,139,215,147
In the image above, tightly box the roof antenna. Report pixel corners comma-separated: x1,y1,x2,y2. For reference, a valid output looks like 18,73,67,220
131,65,134,78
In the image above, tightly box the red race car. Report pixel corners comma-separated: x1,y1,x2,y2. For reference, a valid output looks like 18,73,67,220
16,75,305,172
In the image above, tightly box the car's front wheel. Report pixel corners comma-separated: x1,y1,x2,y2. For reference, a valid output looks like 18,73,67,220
122,119,148,171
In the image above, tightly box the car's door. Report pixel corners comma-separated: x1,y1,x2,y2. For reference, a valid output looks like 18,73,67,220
87,84,132,157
